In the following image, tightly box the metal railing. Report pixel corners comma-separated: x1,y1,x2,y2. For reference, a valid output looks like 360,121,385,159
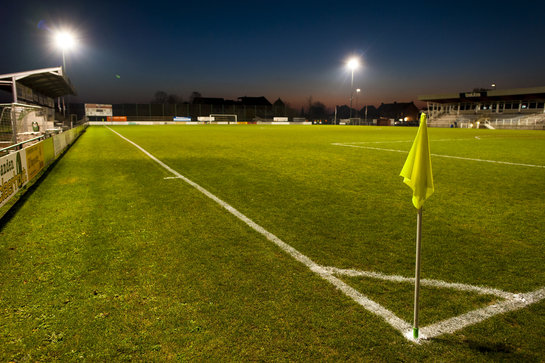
0,134,47,154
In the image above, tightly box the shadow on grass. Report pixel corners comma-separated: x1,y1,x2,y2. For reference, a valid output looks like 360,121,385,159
0,132,84,230
430,336,534,361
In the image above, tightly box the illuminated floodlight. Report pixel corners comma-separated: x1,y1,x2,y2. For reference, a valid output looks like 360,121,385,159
346,56,361,118
347,57,360,71
55,31,76,50
54,30,77,71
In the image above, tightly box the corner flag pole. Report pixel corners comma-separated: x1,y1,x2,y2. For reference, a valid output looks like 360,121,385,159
413,207,423,339
399,112,434,340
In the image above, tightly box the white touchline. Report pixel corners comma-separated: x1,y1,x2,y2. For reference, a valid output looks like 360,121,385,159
332,143,545,168
106,127,545,343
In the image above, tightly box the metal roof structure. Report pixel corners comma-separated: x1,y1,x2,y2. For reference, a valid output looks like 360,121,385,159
0,66,76,99
418,86,545,104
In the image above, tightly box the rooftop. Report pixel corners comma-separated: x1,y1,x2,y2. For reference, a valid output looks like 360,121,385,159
0,66,76,99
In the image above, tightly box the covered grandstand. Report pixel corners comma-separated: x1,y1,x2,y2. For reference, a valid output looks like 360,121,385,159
419,86,545,129
0,66,76,146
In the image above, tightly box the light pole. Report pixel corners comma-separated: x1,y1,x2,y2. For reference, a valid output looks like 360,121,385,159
356,88,361,124
54,30,76,119
54,31,76,72
347,57,360,119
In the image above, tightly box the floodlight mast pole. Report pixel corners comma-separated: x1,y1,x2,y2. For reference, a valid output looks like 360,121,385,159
55,31,76,119
61,48,66,118
356,89,361,124
350,69,354,119
62,49,66,72
346,57,359,120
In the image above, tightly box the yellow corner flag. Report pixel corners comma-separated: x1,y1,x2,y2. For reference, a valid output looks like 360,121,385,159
400,113,434,209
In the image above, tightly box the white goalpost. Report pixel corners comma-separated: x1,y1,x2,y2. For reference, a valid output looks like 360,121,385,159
210,114,237,124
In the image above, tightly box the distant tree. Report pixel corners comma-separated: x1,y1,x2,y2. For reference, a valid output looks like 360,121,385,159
166,94,180,104
152,91,168,104
308,101,328,121
281,101,298,119
189,91,202,104
306,96,313,118
336,105,351,119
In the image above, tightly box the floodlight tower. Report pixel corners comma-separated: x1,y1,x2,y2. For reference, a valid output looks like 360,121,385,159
54,30,76,118
356,88,361,123
347,57,360,119
54,30,76,73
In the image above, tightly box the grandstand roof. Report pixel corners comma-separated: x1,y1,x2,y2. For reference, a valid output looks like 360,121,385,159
418,86,545,103
0,66,76,98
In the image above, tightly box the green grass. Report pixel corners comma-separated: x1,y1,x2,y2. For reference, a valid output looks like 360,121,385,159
1,125,544,361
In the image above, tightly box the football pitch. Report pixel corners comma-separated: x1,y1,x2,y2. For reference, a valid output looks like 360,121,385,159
1,125,544,360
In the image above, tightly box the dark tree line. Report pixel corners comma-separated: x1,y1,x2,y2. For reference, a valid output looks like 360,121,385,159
151,91,202,104
151,90,333,121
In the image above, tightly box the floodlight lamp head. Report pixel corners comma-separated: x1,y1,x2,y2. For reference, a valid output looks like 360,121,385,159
347,57,360,71
55,31,76,50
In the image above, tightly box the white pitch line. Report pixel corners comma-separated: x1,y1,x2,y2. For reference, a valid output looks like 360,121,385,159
105,126,412,336
332,143,545,169
343,138,467,145
106,126,545,343
419,287,545,339
324,267,515,299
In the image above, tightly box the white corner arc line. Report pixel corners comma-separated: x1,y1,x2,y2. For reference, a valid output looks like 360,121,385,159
105,127,411,336
332,143,545,168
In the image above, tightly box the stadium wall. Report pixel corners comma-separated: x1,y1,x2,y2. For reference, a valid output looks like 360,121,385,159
0,124,87,215
88,121,313,126
69,102,292,123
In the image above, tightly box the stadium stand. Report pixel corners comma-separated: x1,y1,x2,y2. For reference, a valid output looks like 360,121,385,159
419,87,545,129
0,67,76,145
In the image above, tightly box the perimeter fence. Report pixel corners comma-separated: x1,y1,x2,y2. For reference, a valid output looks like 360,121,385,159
0,124,87,216
69,103,291,122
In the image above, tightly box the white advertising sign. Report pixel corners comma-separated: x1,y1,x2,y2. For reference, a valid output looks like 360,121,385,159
0,150,29,209
85,104,113,117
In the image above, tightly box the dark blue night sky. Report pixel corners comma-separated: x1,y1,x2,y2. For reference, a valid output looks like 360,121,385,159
3,0,545,109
